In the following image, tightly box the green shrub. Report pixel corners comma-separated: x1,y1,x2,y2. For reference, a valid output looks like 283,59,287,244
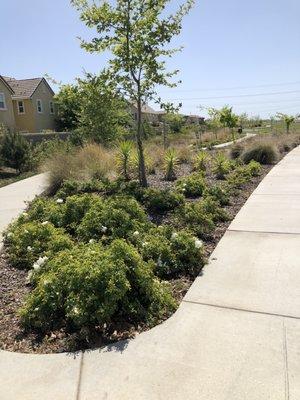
242,143,277,165
203,184,230,206
201,196,230,223
179,202,215,239
143,188,184,213
5,221,73,269
138,227,206,278
55,179,106,199
0,132,32,173
247,160,262,176
63,194,102,233
20,240,175,330
212,153,231,179
226,163,253,190
25,197,65,227
118,180,145,202
77,196,149,242
176,173,206,198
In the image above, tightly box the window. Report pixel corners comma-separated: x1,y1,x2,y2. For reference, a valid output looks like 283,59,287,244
18,100,25,114
49,101,54,114
0,93,6,110
37,99,43,113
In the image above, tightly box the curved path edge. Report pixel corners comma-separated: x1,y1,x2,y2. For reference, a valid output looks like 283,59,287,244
1,149,300,399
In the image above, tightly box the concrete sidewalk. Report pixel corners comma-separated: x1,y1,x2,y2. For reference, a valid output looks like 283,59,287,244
0,173,47,241
1,149,300,399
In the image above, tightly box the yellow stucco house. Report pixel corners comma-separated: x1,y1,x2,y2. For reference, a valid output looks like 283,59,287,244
0,75,56,133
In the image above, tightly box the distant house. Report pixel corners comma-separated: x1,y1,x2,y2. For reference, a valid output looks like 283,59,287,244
0,75,56,133
130,102,165,124
183,114,205,125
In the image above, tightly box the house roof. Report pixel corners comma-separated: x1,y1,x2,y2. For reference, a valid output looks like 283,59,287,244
130,101,164,115
1,76,54,99
0,75,14,94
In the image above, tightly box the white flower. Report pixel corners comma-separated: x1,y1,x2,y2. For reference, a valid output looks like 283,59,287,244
6,232,13,238
43,279,50,286
101,225,107,233
142,242,148,247
182,183,187,187
24,230,29,234
133,231,139,236
26,270,34,283
22,212,28,217
89,239,95,244
33,263,41,271
171,232,178,240
182,188,186,192
56,198,64,204
34,307,39,311
32,256,48,271
27,246,32,252
42,221,49,225
194,239,203,249
73,306,79,315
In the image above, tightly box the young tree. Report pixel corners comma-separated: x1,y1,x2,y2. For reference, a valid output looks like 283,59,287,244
78,73,130,144
219,106,239,142
276,113,297,134
71,0,194,187
54,84,81,131
238,112,248,129
207,107,222,141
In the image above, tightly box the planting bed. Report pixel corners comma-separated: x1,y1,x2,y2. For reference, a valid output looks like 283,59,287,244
0,139,297,354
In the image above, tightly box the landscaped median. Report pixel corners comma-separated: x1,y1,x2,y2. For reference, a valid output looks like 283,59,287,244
0,132,300,353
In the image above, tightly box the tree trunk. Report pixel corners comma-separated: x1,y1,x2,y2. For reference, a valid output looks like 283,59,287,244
163,120,167,150
231,128,235,142
136,96,148,187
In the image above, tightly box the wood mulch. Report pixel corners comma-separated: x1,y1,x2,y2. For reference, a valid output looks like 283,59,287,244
0,154,276,354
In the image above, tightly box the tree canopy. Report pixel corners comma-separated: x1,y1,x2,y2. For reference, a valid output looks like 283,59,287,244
71,0,194,186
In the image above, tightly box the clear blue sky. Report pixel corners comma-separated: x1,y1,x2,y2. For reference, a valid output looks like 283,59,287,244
1,0,300,118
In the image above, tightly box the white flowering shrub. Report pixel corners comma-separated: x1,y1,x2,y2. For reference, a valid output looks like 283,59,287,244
77,196,151,242
5,221,73,269
20,240,175,330
176,173,207,198
138,227,206,278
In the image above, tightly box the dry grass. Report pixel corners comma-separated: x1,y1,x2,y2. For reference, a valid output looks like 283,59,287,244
43,143,116,192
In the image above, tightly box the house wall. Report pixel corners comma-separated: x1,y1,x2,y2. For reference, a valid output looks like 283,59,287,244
13,99,36,133
0,80,15,131
31,80,56,132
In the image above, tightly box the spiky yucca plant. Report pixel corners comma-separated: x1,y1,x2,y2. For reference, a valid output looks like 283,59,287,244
164,148,178,181
117,140,134,180
193,151,209,172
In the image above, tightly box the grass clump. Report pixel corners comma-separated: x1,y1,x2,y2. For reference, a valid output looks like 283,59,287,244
242,143,277,165
44,143,115,193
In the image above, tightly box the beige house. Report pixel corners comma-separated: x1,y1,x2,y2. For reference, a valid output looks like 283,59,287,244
0,75,56,133
130,102,165,124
